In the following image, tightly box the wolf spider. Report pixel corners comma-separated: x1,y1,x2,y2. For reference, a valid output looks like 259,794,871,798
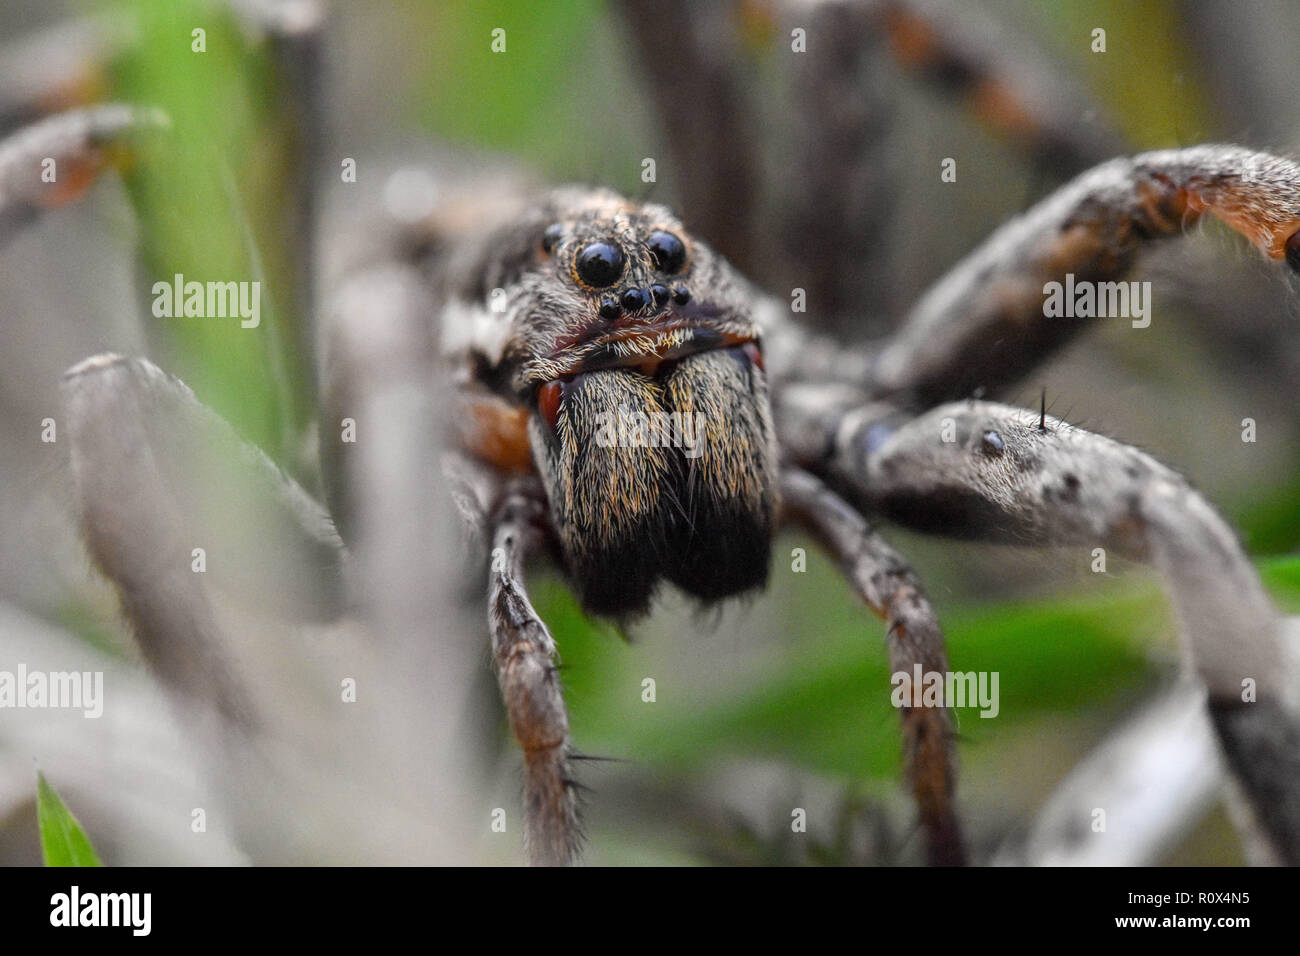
5,1,1300,866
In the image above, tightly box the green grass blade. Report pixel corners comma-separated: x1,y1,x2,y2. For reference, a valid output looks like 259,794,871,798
37,773,103,867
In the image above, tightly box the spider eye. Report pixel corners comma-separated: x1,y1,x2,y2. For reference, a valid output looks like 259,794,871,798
647,230,686,274
574,241,625,288
540,223,564,255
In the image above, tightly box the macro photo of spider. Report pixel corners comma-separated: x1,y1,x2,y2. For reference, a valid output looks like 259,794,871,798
2,0,1300,872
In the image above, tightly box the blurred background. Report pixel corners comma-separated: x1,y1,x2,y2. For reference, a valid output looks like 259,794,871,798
1,0,1299,865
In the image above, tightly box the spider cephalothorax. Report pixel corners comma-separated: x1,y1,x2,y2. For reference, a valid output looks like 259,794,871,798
448,187,777,615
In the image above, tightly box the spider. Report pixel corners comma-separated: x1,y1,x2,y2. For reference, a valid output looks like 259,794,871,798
430,150,1300,866
5,0,1300,867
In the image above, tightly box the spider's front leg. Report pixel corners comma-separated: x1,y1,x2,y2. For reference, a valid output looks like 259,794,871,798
781,467,965,866
484,478,580,867
60,353,345,727
868,146,1300,405
821,399,1300,863
0,103,165,241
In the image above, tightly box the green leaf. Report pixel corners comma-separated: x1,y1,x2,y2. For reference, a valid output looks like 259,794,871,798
37,773,103,867
109,0,312,468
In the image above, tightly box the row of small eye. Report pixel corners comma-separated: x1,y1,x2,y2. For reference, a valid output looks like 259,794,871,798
542,225,687,289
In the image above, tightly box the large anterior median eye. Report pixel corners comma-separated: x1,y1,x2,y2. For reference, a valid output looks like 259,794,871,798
574,241,625,288
647,230,686,274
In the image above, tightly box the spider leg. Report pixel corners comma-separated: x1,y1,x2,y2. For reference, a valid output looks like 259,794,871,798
820,398,1300,862
439,447,581,866
486,480,581,866
60,353,346,726
763,0,1116,337
0,15,132,130
319,261,440,546
998,679,1223,866
780,466,965,866
868,146,1300,405
769,0,898,333
0,2,323,134
870,0,1123,172
0,103,165,241
615,0,761,272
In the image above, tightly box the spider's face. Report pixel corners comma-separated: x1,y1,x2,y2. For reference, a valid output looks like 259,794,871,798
499,188,777,616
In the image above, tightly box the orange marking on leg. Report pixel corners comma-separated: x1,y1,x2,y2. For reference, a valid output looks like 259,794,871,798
38,152,104,207
456,394,535,474
883,5,939,66
1177,176,1300,260
970,78,1040,141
